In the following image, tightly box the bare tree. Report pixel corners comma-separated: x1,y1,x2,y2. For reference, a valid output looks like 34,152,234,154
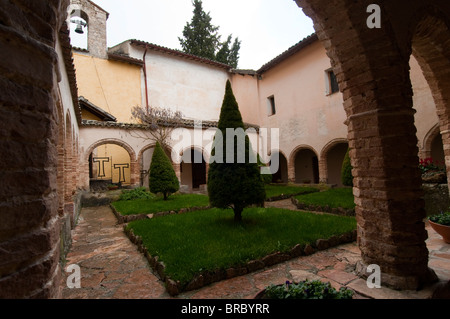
131,105,184,150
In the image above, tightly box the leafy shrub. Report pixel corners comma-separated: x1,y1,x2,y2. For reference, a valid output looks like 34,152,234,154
264,280,353,299
118,187,154,201
341,149,353,187
429,211,450,226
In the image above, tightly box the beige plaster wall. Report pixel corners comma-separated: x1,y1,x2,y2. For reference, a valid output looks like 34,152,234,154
73,52,142,123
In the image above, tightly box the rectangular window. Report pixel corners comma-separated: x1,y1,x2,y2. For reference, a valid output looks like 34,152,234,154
325,69,339,95
267,95,276,116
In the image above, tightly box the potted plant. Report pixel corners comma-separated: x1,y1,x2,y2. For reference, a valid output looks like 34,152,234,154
255,280,354,299
428,211,450,243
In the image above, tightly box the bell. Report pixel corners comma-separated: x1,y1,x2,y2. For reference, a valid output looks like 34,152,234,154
75,23,84,34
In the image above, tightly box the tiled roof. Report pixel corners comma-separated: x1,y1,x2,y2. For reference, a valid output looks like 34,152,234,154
108,52,144,66
81,119,259,130
129,39,233,70
256,33,318,74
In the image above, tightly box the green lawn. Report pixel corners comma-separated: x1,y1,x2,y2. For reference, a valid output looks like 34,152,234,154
264,184,319,199
127,207,356,286
111,193,210,216
294,188,355,210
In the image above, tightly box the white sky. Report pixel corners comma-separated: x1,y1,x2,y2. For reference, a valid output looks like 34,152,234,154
70,0,315,70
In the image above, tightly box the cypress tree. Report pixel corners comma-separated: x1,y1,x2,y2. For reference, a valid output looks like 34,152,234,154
341,148,353,187
149,142,179,200
179,0,241,68
207,80,266,222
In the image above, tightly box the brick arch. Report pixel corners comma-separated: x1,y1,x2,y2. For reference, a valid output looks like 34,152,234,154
319,138,348,185
84,138,139,188
411,11,450,193
421,123,441,159
295,0,441,289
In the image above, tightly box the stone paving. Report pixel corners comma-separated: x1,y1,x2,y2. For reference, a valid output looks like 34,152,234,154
60,200,450,299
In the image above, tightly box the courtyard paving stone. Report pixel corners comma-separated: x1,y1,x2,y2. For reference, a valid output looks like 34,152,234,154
61,204,450,299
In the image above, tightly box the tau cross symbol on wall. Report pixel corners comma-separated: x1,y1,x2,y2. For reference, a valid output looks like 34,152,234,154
114,163,130,183
93,157,110,178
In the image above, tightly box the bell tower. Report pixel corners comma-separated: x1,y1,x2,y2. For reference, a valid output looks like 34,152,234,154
67,0,109,59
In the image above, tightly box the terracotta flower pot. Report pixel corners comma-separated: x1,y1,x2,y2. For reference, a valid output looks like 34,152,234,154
429,220,450,244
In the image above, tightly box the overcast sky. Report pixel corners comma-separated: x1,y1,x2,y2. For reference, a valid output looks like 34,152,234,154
70,0,315,70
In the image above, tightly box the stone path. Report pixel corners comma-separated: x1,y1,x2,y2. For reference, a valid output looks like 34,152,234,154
61,204,450,299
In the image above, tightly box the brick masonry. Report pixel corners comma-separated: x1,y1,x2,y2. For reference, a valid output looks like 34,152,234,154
1,0,450,298
295,0,450,289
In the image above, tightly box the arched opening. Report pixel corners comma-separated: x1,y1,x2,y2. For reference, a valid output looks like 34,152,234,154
412,13,450,193
323,141,348,187
180,148,207,191
430,134,445,168
68,9,88,50
293,148,319,184
270,151,288,183
85,140,136,190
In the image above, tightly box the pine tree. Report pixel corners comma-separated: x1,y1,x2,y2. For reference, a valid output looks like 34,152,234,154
341,148,353,187
179,0,241,68
149,142,180,200
207,80,266,222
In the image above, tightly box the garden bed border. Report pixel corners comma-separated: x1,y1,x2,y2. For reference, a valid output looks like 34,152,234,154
110,204,211,223
291,197,355,216
123,225,357,296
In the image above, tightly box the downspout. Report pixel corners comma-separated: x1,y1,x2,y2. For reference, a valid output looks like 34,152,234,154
143,46,149,112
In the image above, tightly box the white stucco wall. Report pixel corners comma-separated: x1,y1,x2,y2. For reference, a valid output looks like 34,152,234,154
126,44,231,122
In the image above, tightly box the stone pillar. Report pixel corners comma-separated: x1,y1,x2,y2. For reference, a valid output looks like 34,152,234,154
287,159,295,183
318,157,327,184
0,0,69,298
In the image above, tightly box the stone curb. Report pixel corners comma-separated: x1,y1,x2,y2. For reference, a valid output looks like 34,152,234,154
291,197,355,216
123,224,357,296
110,204,212,224
265,189,320,202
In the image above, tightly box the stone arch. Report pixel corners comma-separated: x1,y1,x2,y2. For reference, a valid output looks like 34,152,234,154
84,138,138,188
319,138,348,186
295,0,444,289
288,145,319,184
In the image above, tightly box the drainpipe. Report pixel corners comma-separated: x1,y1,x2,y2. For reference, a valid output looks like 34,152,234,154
143,46,149,112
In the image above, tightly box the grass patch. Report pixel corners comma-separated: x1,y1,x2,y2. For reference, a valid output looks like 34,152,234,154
127,207,356,286
294,188,355,210
265,184,319,199
111,193,210,216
